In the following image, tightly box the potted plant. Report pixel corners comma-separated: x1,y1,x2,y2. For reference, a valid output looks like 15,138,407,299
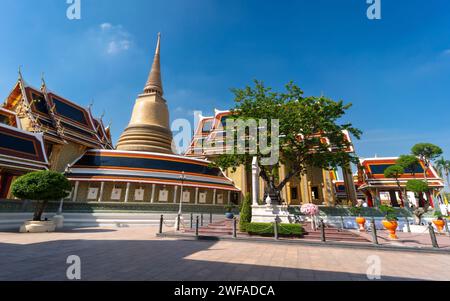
225,204,235,219
433,211,446,233
349,206,366,232
11,170,72,233
379,205,399,239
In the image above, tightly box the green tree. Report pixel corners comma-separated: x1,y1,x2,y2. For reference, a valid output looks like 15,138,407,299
396,155,420,177
213,80,361,203
239,195,252,231
411,143,443,181
435,157,450,188
406,179,430,208
406,180,430,224
383,165,405,206
11,171,72,221
406,179,429,195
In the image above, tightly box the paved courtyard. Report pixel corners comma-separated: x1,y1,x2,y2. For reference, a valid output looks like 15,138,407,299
0,226,449,281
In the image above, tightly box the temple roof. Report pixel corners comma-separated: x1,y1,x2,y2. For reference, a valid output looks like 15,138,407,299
0,122,48,172
358,157,444,189
65,149,239,191
2,74,113,149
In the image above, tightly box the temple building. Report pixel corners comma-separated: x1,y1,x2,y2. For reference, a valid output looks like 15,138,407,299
185,109,358,206
357,157,444,208
0,108,49,198
0,72,112,198
63,34,240,204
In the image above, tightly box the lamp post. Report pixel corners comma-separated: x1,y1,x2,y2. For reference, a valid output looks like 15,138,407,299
175,172,185,231
178,171,185,215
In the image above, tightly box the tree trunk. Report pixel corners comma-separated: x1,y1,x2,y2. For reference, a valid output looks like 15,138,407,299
446,171,449,191
395,179,404,207
33,200,47,221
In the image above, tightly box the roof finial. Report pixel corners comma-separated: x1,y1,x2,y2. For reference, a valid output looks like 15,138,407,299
88,99,94,110
143,33,163,95
18,65,23,80
41,72,46,90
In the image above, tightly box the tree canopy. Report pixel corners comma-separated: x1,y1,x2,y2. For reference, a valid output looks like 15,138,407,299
213,80,361,202
411,143,443,165
383,165,404,179
435,157,450,179
406,179,429,193
12,170,72,201
12,170,72,221
396,155,421,175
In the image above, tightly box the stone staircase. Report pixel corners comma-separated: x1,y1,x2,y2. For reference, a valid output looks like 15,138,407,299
301,223,370,243
184,219,235,236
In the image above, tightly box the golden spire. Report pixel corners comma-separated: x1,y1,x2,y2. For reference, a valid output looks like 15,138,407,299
116,32,173,154
143,33,163,95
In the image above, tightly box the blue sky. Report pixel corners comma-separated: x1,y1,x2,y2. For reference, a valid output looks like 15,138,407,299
1,0,450,160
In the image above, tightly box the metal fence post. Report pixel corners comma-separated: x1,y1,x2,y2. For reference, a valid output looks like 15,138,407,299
210,212,213,224
371,218,379,245
274,217,279,240
159,214,164,234
404,216,411,233
195,216,199,238
320,219,326,242
176,213,181,231
201,213,204,226
190,213,193,229
444,219,450,237
233,217,237,239
340,215,345,230
428,222,439,248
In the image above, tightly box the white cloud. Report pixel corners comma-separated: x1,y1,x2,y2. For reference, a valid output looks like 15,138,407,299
442,49,450,56
92,23,133,55
100,23,113,31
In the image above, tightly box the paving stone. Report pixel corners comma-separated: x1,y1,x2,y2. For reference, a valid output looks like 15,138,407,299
0,226,449,281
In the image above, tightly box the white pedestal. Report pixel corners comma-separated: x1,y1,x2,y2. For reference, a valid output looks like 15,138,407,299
251,205,293,224
19,220,56,233
53,215,64,229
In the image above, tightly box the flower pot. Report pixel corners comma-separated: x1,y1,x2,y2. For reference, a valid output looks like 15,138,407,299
433,219,445,233
382,220,398,239
355,217,366,232
225,212,234,219
19,220,56,233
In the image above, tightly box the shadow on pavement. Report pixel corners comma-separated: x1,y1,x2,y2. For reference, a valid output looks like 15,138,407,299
0,238,429,281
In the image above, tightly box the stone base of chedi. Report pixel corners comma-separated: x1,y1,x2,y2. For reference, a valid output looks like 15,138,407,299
116,124,173,153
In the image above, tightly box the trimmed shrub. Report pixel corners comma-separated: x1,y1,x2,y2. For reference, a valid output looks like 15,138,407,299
239,194,252,231
11,171,71,221
246,222,303,237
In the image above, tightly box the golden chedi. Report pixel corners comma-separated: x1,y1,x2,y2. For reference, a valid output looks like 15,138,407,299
116,33,173,154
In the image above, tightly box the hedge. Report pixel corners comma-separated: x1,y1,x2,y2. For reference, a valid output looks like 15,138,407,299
246,222,304,237
288,205,416,218
0,200,239,214
239,195,252,231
